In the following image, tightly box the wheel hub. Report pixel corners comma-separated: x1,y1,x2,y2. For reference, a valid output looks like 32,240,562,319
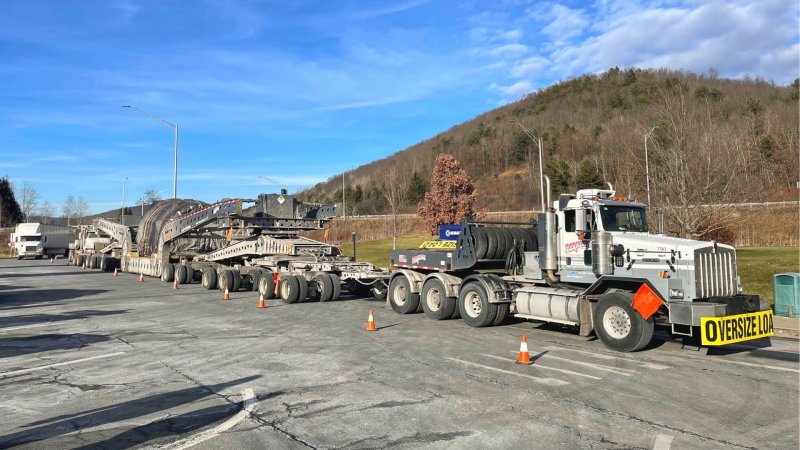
603,306,631,339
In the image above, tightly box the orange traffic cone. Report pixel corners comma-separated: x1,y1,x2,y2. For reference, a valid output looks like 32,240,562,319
516,335,533,365
223,286,230,300
172,278,178,289
365,308,377,331
257,292,266,309
138,273,144,282
113,268,118,277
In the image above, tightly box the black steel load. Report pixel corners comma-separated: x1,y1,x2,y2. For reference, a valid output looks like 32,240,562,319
137,199,209,256
391,220,538,272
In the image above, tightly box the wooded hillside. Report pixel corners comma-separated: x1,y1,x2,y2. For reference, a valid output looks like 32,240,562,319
300,68,799,239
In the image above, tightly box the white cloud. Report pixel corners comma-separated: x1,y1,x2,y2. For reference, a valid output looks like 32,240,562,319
511,55,551,78
482,43,530,58
490,80,533,99
499,29,523,41
540,4,589,41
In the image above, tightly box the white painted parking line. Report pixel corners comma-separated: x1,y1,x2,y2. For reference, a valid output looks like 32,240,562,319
447,357,570,386
509,351,635,376
0,352,125,378
0,322,62,333
543,346,670,370
480,354,601,380
150,388,257,450
653,433,674,450
706,357,800,373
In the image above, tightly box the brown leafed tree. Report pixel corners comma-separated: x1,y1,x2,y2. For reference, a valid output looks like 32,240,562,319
417,154,479,234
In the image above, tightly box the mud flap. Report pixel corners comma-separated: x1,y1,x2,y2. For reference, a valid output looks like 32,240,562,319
579,297,593,336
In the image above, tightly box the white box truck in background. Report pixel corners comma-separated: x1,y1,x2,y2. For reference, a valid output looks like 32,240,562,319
13,223,74,259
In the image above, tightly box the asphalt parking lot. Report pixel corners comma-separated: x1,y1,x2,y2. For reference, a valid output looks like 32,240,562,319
1,259,798,449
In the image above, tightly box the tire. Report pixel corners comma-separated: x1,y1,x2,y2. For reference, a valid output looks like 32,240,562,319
492,302,509,326
202,267,217,290
593,293,655,352
231,270,242,292
494,228,509,260
219,269,235,291
250,271,261,292
162,263,175,282
175,264,188,285
473,227,488,259
388,275,420,314
458,282,498,327
313,273,334,302
371,281,388,300
484,227,498,260
526,227,539,252
421,278,456,320
99,255,108,272
294,275,308,302
258,271,275,299
328,273,341,300
77,255,85,267
510,228,526,251
279,274,301,303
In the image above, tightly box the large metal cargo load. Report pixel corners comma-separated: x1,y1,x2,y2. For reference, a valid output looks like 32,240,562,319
75,192,389,303
12,223,74,259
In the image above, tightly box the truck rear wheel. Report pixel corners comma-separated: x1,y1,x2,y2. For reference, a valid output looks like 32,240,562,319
492,303,509,326
421,278,456,320
389,275,419,314
328,273,341,300
279,274,301,303
162,263,175,282
294,275,309,302
231,270,242,291
175,264,189,285
313,274,334,302
258,271,275,299
202,267,217,290
458,283,497,327
371,280,387,301
593,293,654,352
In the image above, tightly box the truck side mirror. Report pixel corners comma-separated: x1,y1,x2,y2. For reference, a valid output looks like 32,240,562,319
575,209,586,232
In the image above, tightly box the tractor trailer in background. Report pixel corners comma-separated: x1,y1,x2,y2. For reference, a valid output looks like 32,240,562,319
71,192,389,302
12,223,74,259
387,175,773,352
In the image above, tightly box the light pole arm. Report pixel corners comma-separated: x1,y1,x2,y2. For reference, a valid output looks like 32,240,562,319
122,105,179,199
510,120,546,212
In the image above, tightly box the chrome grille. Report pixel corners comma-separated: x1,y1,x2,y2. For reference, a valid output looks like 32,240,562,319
25,246,37,252
694,247,737,298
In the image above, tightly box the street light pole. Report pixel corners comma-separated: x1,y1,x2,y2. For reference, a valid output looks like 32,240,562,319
644,126,658,207
122,105,179,199
122,177,128,225
342,170,346,220
511,120,546,212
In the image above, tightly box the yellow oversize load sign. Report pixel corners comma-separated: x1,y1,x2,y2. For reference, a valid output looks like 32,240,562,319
419,241,457,250
700,310,774,346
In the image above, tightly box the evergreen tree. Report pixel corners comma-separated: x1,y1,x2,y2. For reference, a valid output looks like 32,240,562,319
545,155,571,193
575,159,605,188
405,171,427,206
0,176,23,227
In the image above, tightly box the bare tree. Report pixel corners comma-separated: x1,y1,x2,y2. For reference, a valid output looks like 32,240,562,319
380,168,407,250
143,188,162,204
63,195,76,226
38,201,54,223
74,196,89,225
20,182,39,222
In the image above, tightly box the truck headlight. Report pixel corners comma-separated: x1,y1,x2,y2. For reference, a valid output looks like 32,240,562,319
669,288,684,299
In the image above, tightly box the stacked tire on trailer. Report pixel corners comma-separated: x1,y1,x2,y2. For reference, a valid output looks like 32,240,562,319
389,225,538,328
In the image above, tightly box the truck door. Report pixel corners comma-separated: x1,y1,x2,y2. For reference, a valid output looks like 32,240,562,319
560,209,592,269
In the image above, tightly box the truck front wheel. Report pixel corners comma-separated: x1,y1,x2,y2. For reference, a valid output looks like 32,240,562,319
593,293,654,352
458,283,497,327
388,275,419,314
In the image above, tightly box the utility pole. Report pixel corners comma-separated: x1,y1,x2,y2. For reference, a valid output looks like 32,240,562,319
644,126,658,207
510,120,545,212
342,171,346,220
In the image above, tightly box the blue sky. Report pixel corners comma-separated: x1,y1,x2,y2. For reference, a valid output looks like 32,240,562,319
1,0,797,213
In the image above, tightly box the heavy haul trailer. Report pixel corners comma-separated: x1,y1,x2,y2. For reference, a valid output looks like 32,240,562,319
387,176,774,352
80,193,389,303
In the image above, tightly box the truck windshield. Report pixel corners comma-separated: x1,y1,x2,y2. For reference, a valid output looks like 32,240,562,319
599,205,647,232
20,236,40,242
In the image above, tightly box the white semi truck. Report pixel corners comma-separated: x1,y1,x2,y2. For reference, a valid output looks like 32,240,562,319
387,176,773,352
12,223,74,259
